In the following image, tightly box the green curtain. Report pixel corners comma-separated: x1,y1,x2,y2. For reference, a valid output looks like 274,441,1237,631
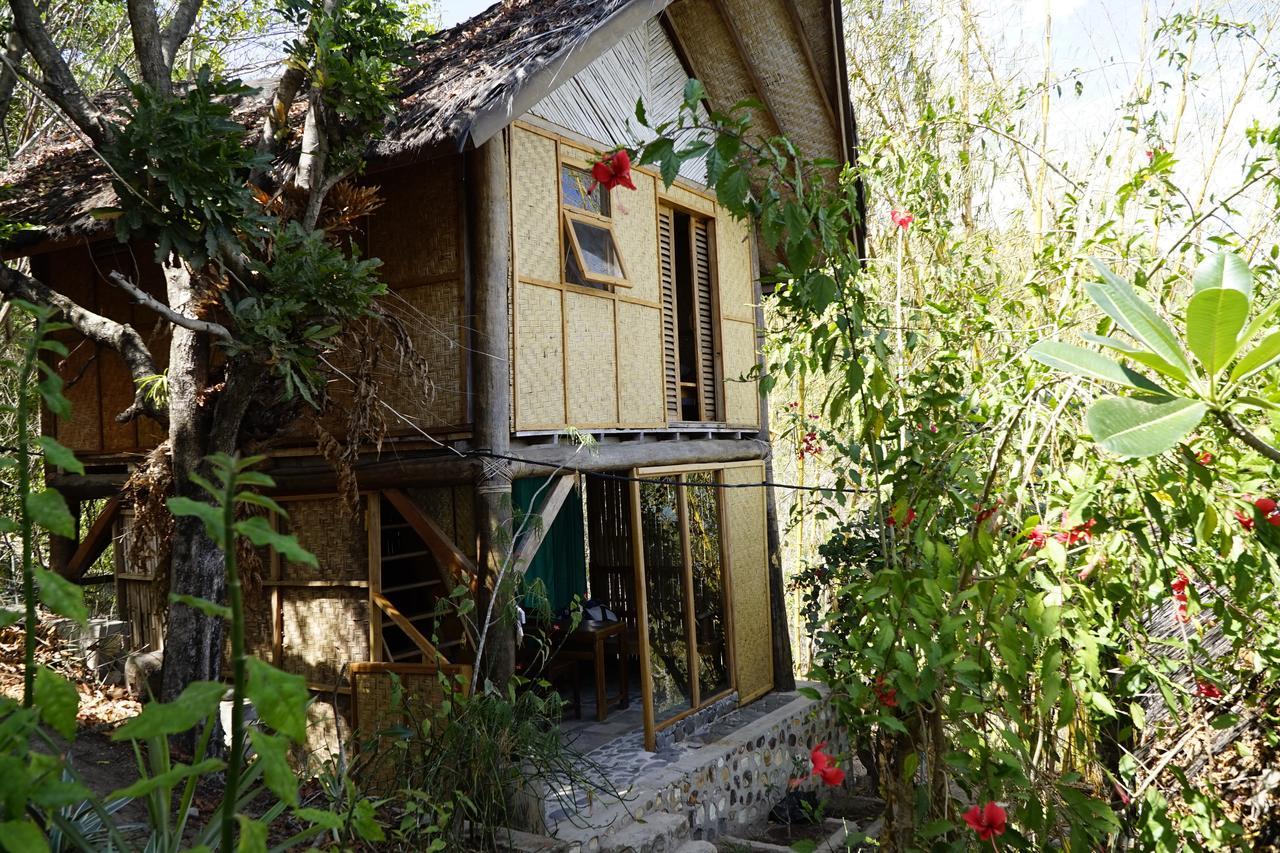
512,478,587,614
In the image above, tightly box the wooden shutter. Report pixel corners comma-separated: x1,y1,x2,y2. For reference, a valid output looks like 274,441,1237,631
658,207,680,420
692,218,719,421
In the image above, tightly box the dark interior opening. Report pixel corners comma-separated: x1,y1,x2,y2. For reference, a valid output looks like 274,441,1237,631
673,210,700,421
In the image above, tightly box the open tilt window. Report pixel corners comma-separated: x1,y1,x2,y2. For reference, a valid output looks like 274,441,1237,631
659,205,721,422
560,164,628,290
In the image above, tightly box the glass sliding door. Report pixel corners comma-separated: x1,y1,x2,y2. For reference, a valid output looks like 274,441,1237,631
631,467,733,750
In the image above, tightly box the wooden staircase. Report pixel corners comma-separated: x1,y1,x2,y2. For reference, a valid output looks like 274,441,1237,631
373,492,473,665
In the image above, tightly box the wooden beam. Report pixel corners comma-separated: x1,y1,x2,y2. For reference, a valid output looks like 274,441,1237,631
383,488,478,589
370,592,449,666
629,475,657,752
710,0,786,137
61,495,121,579
779,0,840,135
510,474,577,575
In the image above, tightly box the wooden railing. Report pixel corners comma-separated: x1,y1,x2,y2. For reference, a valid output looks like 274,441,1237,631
370,591,450,666
383,489,478,589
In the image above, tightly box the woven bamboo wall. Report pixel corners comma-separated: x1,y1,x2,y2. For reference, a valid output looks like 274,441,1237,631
405,484,476,559
513,128,561,283
514,282,566,427
616,301,665,424
716,213,756,322
114,508,167,653
722,462,772,703
564,291,618,425
722,319,760,428
366,159,461,287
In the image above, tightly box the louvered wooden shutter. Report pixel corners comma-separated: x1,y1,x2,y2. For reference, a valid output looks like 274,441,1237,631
658,207,680,420
693,218,719,421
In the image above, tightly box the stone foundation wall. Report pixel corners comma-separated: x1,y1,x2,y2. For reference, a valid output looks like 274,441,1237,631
553,686,865,852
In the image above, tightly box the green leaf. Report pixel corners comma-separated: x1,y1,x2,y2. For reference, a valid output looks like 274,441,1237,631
0,819,49,853
1085,260,1190,374
1236,299,1280,352
236,815,268,853
169,593,231,620
107,758,225,801
1229,330,1280,383
34,569,86,624
293,808,344,830
34,666,78,739
25,490,74,538
249,729,298,806
166,497,227,547
1090,690,1117,717
1192,252,1252,301
1086,396,1208,458
1029,340,1167,392
112,681,226,741
234,516,317,566
1082,334,1188,382
245,658,309,742
35,437,84,475
1185,287,1249,376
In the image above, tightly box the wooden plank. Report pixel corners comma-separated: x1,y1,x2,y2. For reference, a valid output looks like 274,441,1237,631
262,579,370,588
677,476,700,709
510,474,577,575
629,475,658,752
370,591,448,666
383,488,478,588
62,495,121,579
367,495,383,663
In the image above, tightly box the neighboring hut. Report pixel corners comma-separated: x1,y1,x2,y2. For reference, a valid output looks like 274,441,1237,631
1,0,862,756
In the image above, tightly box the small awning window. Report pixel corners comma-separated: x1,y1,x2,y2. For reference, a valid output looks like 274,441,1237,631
563,209,629,289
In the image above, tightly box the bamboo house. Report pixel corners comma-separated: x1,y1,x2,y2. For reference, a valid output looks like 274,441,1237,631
1,0,862,757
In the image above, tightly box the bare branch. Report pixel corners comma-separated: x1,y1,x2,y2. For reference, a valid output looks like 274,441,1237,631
6,0,114,145
107,270,233,340
0,263,164,423
0,28,29,155
160,0,206,71
125,0,169,94
1215,410,1280,465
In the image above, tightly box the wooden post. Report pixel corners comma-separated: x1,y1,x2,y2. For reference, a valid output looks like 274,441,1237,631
752,233,796,691
469,129,516,687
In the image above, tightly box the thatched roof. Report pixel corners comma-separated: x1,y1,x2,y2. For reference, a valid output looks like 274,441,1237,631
0,0,858,247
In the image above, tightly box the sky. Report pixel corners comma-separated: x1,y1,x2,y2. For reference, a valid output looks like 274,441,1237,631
438,0,495,27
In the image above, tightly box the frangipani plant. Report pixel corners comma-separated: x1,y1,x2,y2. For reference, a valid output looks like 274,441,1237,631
1030,252,1280,460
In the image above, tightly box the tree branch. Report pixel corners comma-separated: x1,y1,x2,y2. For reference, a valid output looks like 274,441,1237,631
0,27,29,156
1,264,164,423
125,0,170,94
107,270,232,340
6,0,114,145
1215,410,1280,465
160,0,205,71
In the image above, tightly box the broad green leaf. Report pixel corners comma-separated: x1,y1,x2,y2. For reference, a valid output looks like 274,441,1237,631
106,758,225,800
34,666,78,739
236,815,268,853
293,808,344,830
249,729,298,806
1086,260,1190,374
25,490,74,539
169,594,231,620
1236,299,1280,351
1029,341,1167,392
34,569,86,624
112,681,227,741
0,819,49,853
1082,333,1188,381
245,658,309,742
234,516,317,566
0,609,21,630
1086,396,1207,458
35,437,84,475
1192,252,1252,301
1185,287,1249,376
166,497,227,547
1229,329,1280,383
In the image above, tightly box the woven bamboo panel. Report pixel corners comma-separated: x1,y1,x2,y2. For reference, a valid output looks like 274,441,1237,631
280,497,367,582
512,127,561,283
300,696,350,772
658,183,715,217
366,158,461,288
377,280,467,428
281,588,369,685
93,260,139,452
716,212,756,322
615,171,660,303
51,332,101,451
514,283,566,428
616,301,664,425
564,291,617,425
721,319,760,428
718,0,841,160
666,0,780,138
722,462,772,703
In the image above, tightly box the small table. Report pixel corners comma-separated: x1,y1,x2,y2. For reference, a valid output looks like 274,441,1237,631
560,620,629,722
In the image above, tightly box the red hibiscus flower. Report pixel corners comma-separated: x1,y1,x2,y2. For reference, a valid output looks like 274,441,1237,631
591,149,636,192
962,802,1008,841
873,674,898,708
890,208,914,230
1145,150,1154,162
1254,497,1277,515
1171,572,1191,623
1235,509,1256,530
887,507,917,527
1196,451,1213,465
1195,681,1223,699
1026,526,1049,549
809,742,845,786
1054,517,1096,546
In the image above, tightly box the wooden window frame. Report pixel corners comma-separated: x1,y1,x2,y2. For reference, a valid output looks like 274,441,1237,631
562,208,631,289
